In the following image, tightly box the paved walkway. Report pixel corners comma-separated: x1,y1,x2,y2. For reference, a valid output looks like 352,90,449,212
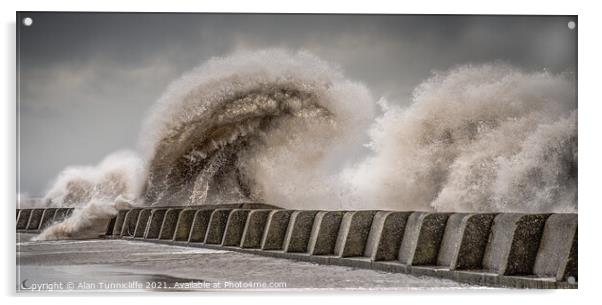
16,233,473,292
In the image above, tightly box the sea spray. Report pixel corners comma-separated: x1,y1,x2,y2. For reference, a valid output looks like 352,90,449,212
43,150,143,207
34,197,133,240
36,151,143,240
347,64,577,212
34,50,577,240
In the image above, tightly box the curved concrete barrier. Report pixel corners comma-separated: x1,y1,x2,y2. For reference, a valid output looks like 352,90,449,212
240,210,272,248
16,209,32,230
204,209,232,244
144,209,168,239
261,210,294,250
335,211,376,257
284,210,318,253
222,209,251,246
16,208,76,232
111,210,129,237
26,209,45,230
398,212,450,265
39,208,58,231
53,208,74,223
120,208,142,237
188,209,214,242
308,211,344,255
159,208,183,240
16,205,578,288
533,214,577,281
134,209,153,237
364,211,410,261
482,213,549,275
105,216,116,236
173,209,197,241
438,213,496,270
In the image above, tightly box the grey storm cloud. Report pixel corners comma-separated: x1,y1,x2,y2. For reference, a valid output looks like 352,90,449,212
17,12,577,195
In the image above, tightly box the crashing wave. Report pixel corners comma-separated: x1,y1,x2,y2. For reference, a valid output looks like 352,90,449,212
33,51,577,240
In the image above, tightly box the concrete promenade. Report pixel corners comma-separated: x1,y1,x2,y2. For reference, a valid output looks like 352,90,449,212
16,204,577,289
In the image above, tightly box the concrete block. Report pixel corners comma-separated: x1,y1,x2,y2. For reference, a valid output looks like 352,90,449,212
143,209,168,239
62,208,74,219
26,209,45,230
120,208,142,237
52,208,69,222
134,209,153,237
105,217,116,236
398,212,450,265
53,208,72,223
482,213,549,275
307,211,344,255
38,208,58,230
159,209,183,239
436,213,468,267
533,214,577,281
16,209,32,230
221,209,251,246
261,210,294,250
111,209,129,236
173,209,197,241
334,211,377,257
284,210,318,253
204,209,232,244
562,232,577,283
437,213,496,269
364,211,410,261
188,209,214,242
240,210,272,248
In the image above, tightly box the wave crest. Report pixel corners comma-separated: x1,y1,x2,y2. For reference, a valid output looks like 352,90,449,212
139,49,376,208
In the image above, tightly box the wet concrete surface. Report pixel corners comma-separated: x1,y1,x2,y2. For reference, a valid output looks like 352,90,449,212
16,233,474,292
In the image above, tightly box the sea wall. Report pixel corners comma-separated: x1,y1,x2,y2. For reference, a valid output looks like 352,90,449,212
16,205,577,288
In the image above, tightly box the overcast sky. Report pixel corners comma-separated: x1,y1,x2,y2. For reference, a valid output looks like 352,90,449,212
17,13,577,195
